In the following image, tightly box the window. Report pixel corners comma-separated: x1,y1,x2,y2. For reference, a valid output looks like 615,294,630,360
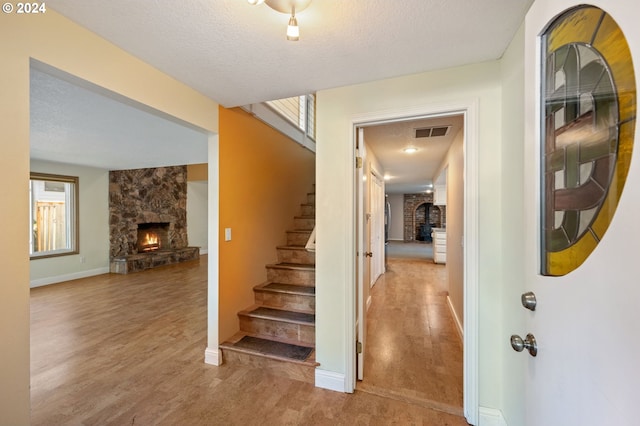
266,93,316,140
29,173,79,259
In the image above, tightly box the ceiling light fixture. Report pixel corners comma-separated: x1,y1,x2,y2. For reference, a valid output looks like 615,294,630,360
248,0,311,41
286,7,299,41
403,147,418,154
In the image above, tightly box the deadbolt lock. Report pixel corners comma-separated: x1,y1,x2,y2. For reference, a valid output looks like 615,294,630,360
521,291,537,311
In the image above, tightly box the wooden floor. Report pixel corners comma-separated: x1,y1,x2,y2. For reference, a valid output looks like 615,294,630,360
30,256,469,425
358,256,464,416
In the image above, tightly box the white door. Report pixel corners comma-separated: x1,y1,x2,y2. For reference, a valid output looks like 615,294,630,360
523,1,640,424
356,127,367,381
369,171,384,286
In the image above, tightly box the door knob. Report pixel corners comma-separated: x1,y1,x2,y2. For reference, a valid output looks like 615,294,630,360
510,333,537,357
521,291,537,311
365,252,373,257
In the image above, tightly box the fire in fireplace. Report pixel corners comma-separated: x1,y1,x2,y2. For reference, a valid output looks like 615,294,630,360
136,222,170,253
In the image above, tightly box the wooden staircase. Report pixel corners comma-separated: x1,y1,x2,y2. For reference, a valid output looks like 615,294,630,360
220,189,317,383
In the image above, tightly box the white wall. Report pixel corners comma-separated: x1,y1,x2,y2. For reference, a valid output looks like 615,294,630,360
316,60,503,413
187,180,208,254
386,193,404,241
29,160,109,287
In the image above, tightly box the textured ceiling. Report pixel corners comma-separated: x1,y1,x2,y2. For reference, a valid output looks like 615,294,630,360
30,66,208,171
364,115,463,194
33,0,532,174
47,0,534,107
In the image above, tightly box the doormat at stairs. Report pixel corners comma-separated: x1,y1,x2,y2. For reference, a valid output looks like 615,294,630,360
234,336,313,361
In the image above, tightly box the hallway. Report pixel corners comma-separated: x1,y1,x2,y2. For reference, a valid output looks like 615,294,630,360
358,254,463,416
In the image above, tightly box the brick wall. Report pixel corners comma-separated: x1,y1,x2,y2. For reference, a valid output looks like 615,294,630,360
403,193,446,241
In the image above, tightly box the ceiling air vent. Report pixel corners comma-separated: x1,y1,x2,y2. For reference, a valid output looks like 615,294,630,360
415,125,451,138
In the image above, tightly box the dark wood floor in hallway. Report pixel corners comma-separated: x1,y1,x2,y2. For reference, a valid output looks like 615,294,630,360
30,255,469,425
359,256,463,416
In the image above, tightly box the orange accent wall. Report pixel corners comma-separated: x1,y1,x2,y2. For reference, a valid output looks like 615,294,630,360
219,107,315,342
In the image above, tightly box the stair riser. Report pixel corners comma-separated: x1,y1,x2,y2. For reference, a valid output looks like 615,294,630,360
294,217,315,230
277,248,315,265
286,231,312,246
267,267,315,286
221,350,315,384
300,205,315,216
255,291,315,313
239,317,315,345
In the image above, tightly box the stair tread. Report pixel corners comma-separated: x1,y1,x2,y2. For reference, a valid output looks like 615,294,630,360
266,262,315,271
256,282,315,295
242,306,315,324
221,335,314,362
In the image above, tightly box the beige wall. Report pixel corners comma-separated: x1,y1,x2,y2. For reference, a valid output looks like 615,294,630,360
218,107,315,343
316,60,504,407
0,10,218,423
433,130,464,330
29,160,110,286
187,163,208,181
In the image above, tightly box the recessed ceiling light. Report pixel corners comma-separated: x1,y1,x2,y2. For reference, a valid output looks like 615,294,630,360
403,147,418,154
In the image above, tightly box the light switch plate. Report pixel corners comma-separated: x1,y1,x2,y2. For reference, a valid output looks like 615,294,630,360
224,228,232,241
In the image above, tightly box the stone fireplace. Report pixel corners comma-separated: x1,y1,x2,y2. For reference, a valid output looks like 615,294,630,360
109,166,199,274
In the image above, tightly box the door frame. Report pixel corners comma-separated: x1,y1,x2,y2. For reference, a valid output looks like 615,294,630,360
345,99,479,424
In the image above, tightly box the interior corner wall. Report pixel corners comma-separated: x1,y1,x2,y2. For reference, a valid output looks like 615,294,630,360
29,160,110,287
187,181,209,253
499,20,527,426
316,60,503,404
0,10,218,423
218,107,315,343
439,130,464,328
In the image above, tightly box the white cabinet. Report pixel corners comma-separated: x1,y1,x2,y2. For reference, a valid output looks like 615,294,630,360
434,184,447,206
432,228,446,264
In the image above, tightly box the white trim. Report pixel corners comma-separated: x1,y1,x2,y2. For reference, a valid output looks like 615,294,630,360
463,99,480,426
479,407,508,426
206,133,220,367
315,369,347,392
199,249,208,255
204,347,222,366
29,267,109,288
345,99,479,425
242,103,316,153
447,295,463,342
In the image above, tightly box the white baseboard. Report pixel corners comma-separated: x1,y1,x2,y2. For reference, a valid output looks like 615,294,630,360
315,369,347,392
30,267,110,288
204,347,222,366
447,295,464,342
479,407,507,426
